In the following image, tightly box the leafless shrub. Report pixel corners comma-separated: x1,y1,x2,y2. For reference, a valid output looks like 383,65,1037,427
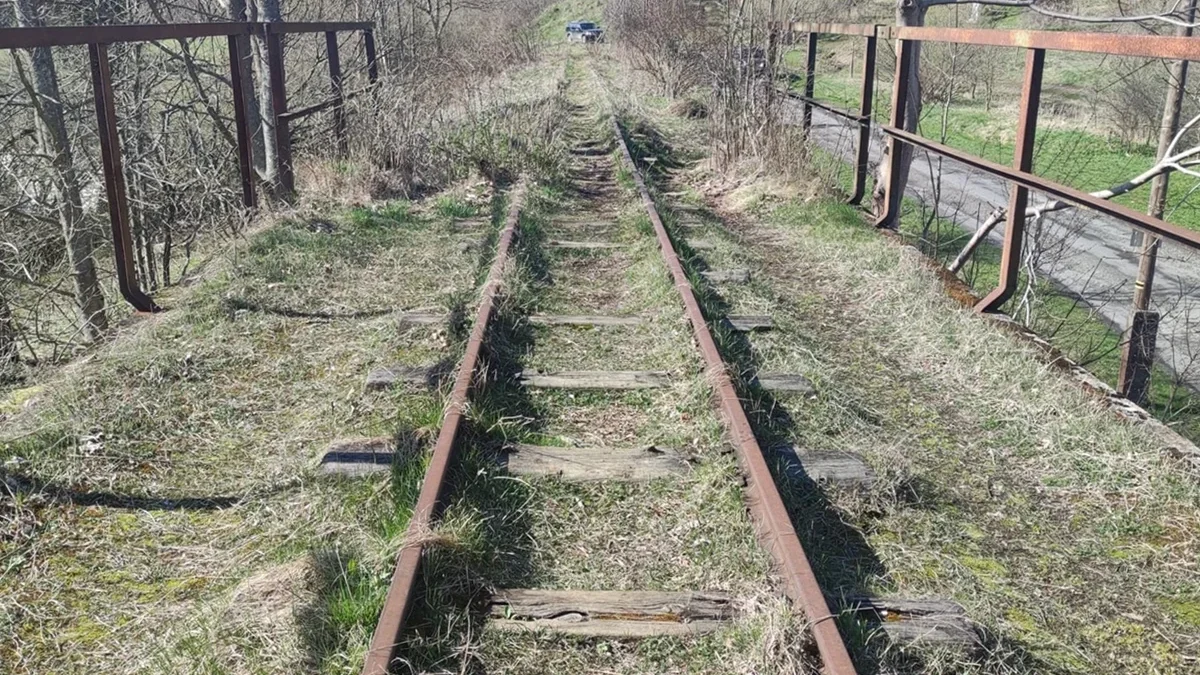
605,0,715,98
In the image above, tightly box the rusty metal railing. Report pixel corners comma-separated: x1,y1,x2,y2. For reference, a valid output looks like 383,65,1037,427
788,21,1200,403
1,21,377,312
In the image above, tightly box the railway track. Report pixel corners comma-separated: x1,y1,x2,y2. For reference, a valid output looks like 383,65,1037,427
355,71,962,674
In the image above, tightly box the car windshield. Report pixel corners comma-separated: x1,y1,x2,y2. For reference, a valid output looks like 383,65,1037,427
578,23,596,29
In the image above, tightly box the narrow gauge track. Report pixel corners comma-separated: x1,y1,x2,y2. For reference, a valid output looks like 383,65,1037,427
362,87,857,674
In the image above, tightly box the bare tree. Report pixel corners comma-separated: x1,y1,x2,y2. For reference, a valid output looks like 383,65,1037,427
12,0,108,342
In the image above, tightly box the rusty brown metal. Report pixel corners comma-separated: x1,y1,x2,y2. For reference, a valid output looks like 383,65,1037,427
888,25,1200,61
0,22,250,49
364,28,380,83
89,42,160,313
976,48,1045,313
875,36,914,229
850,32,877,205
325,31,349,157
612,118,858,675
361,186,526,675
227,34,256,209
877,126,1200,251
790,22,880,37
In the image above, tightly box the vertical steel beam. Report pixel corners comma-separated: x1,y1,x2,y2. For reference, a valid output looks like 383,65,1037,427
849,29,877,205
874,36,915,229
88,42,160,313
265,25,295,195
364,28,379,83
227,34,256,209
976,48,1045,313
801,32,817,135
326,30,348,157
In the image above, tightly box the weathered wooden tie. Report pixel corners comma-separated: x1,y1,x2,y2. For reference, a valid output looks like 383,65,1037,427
318,438,394,477
701,269,750,284
365,363,442,391
841,597,982,652
529,314,645,327
546,240,625,250
768,444,875,487
725,315,773,332
398,309,449,328
488,589,737,637
502,443,689,481
754,372,815,395
687,239,716,251
519,370,670,390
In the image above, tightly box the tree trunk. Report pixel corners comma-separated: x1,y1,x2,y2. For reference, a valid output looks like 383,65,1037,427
252,0,285,196
872,0,927,222
0,292,18,376
14,0,108,341
225,0,267,178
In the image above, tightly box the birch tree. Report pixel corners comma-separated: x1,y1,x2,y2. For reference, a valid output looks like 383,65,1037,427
12,0,108,341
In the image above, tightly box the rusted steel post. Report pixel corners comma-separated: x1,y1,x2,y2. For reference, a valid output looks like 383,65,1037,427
848,29,876,205
976,48,1044,313
265,25,295,195
88,42,160,313
227,33,256,209
801,31,817,135
874,36,914,229
364,28,379,83
1118,310,1160,405
325,31,349,157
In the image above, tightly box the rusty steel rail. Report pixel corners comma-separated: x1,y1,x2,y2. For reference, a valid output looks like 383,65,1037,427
361,184,526,675
612,119,858,675
1,21,376,312
789,20,1200,401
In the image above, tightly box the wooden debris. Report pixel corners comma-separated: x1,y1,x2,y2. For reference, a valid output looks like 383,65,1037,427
318,438,394,477
767,445,875,487
701,269,750,284
488,589,736,637
688,239,716,251
725,315,773,332
842,597,982,652
529,314,645,328
398,309,448,328
502,444,690,481
754,372,815,395
365,364,442,391
519,370,670,390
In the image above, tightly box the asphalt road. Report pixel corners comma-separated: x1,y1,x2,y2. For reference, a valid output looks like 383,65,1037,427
788,100,1200,392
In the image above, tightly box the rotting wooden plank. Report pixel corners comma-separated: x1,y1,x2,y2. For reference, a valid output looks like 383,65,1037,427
687,239,716,251
487,589,737,637
502,444,690,481
701,268,750,284
318,438,394,477
546,240,625,250
842,597,982,652
489,618,728,637
397,309,449,328
365,364,442,391
755,372,815,395
519,370,670,390
726,315,774,332
767,445,875,487
529,314,645,327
